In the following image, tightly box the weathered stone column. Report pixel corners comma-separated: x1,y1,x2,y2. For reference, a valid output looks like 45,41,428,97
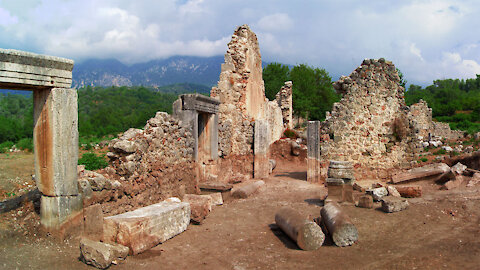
307,121,322,183
34,87,81,228
254,119,270,179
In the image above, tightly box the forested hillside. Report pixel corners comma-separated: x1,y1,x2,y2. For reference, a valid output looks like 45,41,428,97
405,76,480,134
0,85,201,148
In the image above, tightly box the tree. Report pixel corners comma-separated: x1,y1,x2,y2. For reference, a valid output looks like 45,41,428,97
289,64,339,120
396,68,407,89
263,63,290,100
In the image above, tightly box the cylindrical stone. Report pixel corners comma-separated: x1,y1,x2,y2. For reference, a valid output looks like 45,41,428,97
275,207,325,250
232,181,265,198
320,202,358,247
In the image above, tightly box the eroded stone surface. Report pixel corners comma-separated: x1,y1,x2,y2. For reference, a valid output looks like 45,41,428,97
183,194,212,224
103,202,190,255
80,238,128,269
381,196,409,213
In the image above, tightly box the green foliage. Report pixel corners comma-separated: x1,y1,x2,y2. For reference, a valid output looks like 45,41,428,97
419,157,428,162
283,128,298,139
263,63,339,121
17,138,33,151
396,68,407,89
78,152,109,171
263,63,290,100
405,75,480,134
434,148,447,155
0,141,14,153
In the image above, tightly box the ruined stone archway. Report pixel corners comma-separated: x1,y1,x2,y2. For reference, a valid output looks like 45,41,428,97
0,49,79,229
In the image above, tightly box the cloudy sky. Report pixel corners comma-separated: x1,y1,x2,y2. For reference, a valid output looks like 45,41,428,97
0,0,479,86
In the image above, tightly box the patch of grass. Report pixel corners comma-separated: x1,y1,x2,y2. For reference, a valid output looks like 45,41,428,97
17,138,33,152
0,141,14,153
283,129,298,139
78,152,109,171
434,149,447,155
419,157,428,162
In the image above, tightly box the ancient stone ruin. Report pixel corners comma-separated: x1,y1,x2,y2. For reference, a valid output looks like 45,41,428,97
0,49,79,229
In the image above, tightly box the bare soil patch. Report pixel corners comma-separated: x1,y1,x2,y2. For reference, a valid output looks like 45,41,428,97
1,160,480,269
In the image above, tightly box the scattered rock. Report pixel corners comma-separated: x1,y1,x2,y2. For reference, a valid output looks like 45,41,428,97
207,192,223,206
381,196,409,213
80,238,129,269
183,194,213,224
269,159,277,173
356,195,374,209
386,186,401,197
291,141,301,156
451,162,467,175
232,181,265,199
366,187,388,201
78,179,93,199
467,173,480,187
395,186,422,197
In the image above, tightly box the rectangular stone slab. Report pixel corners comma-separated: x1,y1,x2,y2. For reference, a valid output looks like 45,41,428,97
103,202,190,255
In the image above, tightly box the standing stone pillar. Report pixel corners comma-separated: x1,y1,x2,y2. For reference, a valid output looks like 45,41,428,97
34,87,81,228
254,119,270,179
307,121,322,183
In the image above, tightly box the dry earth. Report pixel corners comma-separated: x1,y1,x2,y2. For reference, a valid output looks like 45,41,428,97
1,159,480,269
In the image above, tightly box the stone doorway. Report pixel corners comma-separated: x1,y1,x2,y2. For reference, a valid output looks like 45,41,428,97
0,49,79,229
172,94,220,183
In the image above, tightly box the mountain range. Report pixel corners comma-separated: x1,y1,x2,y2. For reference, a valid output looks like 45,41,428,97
72,55,225,89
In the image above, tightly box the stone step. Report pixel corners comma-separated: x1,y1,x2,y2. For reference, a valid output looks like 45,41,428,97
198,182,233,191
103,201,190,255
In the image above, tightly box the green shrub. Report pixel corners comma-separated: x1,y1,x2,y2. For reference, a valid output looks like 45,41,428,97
420,157,428,162
283,129,298,139
434,149,447,155
17,138,33,151
78,152,109,171
0,141,14,153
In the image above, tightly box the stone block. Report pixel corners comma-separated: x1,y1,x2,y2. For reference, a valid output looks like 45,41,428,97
207,192,223,206
78,179,93,199
366,187,388,201
327,167,354,180
183,194,212,224
357,195,374,208
80,238,129,269
232,181,265,199
103,202,190,255
381,196,409,213
83,204,103,240
395,186,422,197
386,186,401,197
342,184,355,203
40,195,83,228
34,88,78,197
198,182,233,191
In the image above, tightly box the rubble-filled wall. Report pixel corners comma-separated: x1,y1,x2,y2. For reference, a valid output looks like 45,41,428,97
106,112,196,203
211,24,283,157
276,81,293,129
320,58,411,169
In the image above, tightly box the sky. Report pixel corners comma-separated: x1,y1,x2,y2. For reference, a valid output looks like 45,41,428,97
1,0,479,86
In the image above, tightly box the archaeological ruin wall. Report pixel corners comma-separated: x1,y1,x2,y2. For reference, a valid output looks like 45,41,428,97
276,81,293,129
320,58,412,170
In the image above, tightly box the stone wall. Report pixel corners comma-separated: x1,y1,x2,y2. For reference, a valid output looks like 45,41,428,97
276,81,293,129
320,58,411,169
106,112,197,202
211,24,284,157
432,122,464,140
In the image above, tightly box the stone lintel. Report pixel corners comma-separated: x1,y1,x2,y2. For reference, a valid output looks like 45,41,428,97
180,94,220,114
0,49,73,90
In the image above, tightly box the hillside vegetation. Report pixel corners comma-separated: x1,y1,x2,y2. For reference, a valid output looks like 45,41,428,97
405,76,480,134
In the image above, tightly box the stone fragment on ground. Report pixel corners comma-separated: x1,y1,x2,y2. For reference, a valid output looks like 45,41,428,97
207,192,223,206
198,182,233,191
386,186,401,197
356,195,374,209
392,163,450,183
103,201,190,255
291,141,301,156
232,180,265,199
441,176,465,190
467,173,480,187
395,186,422,197
366,187,388,201
451,162,467,175
381,196,409,213
321,202,358,247
183,194,212,224
80,238,129,269
269,159,277,173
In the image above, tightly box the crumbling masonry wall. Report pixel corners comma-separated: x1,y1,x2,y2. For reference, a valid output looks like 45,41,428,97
211,25,283,158
276,81,293,129
320,58,411,169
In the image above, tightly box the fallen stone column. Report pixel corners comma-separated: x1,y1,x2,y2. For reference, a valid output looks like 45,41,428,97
275,207,325,250
103,201,190,255
320,202,358,247
232,180,265,198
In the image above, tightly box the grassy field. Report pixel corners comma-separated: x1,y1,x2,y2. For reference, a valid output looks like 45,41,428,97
0,152,34,200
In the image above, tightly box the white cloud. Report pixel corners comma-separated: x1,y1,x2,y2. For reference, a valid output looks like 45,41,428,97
257,13,293,32
0,0,479,86
0,7,18,26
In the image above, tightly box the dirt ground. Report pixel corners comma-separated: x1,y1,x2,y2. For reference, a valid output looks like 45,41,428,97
1,159,480,270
